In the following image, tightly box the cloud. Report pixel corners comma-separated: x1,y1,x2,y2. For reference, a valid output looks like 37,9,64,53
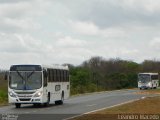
70,20,126,38
0,0,49,19
70,21,99,35
63,0,160,29
0,32,56,69
1,18,40,33
121,0,160,13
0,33,55,54
1,0,160,69
149,37,160,50
56,36,87,47
0,0,50,33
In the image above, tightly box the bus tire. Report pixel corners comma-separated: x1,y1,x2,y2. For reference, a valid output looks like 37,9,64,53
60,91,64,105
33,103,41,107
55,92,64,105
15,103,21,108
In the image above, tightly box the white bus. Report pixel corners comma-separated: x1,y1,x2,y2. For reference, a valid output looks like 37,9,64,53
6,64,70,108
138,73,159,90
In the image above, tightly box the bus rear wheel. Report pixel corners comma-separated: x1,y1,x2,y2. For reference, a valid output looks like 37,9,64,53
55,92,64,105
15,103,21,108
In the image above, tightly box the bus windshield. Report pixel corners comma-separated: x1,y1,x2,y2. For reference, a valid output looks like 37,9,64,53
9,71,42,90
138,74,150,83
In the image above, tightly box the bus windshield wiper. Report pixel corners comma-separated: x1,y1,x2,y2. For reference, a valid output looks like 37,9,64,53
27,71,35,79
16,70,25,80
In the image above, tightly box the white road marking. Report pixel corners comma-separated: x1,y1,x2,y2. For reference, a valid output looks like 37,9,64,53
84,99,139,114
141,96,146,99
24,112,30,114
86,104,97,107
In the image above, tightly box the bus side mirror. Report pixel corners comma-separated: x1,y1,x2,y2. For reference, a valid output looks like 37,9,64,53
4,72,8,80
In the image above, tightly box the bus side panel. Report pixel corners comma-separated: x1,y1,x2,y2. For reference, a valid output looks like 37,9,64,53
46,82,70,102
61,82,70,100
47,82,61,102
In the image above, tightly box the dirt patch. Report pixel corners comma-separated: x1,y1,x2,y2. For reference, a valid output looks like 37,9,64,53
135,89,160,95
71,96,160,120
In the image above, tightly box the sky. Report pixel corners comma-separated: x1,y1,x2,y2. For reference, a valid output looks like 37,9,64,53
1,0,160,69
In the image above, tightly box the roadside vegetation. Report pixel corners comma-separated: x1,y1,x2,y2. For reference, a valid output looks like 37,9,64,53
0,90,8,105
1,56,160,105
70,56,160,95
0,72,8,106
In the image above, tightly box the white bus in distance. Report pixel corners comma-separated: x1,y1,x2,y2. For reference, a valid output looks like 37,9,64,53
6,64,70,108
138,73,159,90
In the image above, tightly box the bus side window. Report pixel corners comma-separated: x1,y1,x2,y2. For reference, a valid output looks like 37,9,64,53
151,75,158,80
43,70,48,87
56,70,58,82
61,70,64,82
64,70,67,82
63,70,65,82
48,69,51,82
53,69,56,82
66,71,69,82
52,69,54,82
57,70,60,82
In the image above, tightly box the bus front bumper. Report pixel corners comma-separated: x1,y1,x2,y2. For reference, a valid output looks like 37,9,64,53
9,96,43,104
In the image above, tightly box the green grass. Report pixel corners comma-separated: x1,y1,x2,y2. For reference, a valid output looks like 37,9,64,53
0,76,8,106
0,90,8,106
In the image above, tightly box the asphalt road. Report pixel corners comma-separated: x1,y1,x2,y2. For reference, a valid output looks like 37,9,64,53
0,89,154,120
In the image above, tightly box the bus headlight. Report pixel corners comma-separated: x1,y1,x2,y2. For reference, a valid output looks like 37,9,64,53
9,91,16,98
34,91,43,97
148,82,151,86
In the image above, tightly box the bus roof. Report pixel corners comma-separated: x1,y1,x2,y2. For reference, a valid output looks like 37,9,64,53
10,64,69,71
42,64,69,70
138,73,158,75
